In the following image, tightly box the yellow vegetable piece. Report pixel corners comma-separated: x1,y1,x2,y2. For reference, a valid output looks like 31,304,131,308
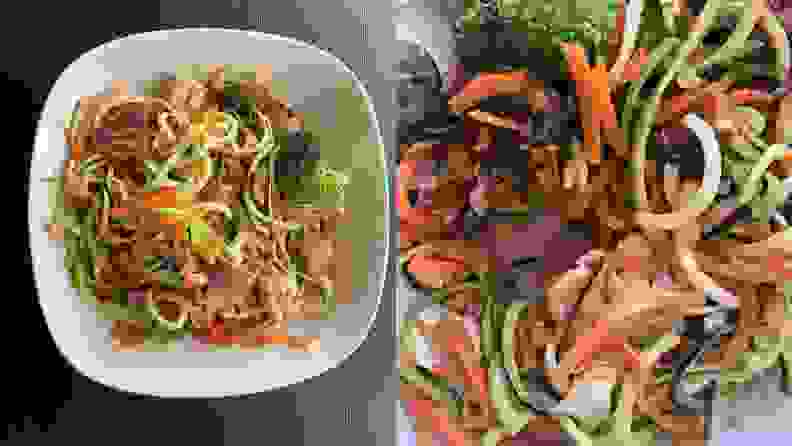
191,158,211,178
193,237,225,259
205,111,226,128
189,124,209,146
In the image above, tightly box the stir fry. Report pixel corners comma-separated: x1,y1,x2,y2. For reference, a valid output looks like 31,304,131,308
398,0,792,444
47,65,349,352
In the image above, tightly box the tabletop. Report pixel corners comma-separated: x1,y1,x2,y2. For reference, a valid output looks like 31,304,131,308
7,0,399,445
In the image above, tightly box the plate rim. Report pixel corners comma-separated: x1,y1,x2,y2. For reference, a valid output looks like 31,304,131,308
29,27,390,397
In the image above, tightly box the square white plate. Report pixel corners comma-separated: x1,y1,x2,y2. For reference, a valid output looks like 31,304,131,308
30,28,389,398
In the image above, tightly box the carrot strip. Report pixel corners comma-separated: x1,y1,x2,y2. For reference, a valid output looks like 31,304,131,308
70,141,83,162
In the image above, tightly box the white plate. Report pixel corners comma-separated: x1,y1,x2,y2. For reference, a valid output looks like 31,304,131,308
29,28,389,398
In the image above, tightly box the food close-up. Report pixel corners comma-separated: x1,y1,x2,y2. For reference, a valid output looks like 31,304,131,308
397,0,792,444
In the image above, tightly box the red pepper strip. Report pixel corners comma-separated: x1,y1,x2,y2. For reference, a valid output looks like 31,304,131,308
400,159,418,178
573,319,641,371
455,71,532,102
445,334,490,404
463,366,490,405
732,88,756,104
702,93,724,116
183,272,193,289
669,95,691,114
109,207,129,217
622,255,644,274
398,188,436,224
207,320,237,345
400,219,418,246
767,254,792,280
430,366,450,376
407,255,468,276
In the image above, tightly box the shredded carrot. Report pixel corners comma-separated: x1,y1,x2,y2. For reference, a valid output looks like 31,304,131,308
593,64,619,130
563,43,603,165
70,141,83,162
587,67,606,163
